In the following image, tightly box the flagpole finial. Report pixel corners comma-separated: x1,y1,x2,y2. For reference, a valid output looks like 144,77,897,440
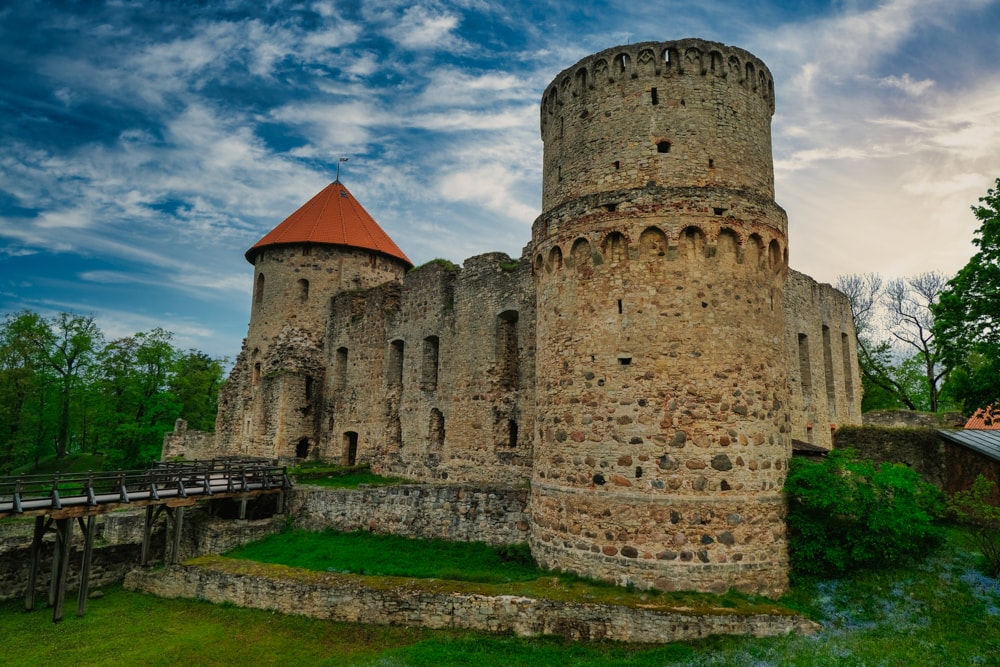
335,157,349,183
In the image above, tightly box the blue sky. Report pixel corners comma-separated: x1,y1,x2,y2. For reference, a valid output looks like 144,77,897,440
2,0,999,359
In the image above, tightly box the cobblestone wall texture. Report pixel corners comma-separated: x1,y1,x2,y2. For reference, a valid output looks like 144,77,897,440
287,484,530,545
196,38,863,597
126,558,819,643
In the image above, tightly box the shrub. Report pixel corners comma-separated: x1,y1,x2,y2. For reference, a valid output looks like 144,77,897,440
785,449,945,577
949,475,1000,577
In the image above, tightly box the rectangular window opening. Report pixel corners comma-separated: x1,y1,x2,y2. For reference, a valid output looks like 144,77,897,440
651,87,659,105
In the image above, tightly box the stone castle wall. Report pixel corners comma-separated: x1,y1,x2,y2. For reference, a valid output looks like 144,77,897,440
784,270,862,450
126,557,819,643
289,484,531,545
321,254,536,485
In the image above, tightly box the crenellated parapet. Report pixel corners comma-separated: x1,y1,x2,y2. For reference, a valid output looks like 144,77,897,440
540,39,777,212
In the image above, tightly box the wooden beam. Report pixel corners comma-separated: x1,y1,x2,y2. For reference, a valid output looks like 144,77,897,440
76,515,96,617
24,516,45,612
51,518,73,623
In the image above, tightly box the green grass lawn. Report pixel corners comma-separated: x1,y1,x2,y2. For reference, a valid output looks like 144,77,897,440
4,529,999,666
226,530,541,583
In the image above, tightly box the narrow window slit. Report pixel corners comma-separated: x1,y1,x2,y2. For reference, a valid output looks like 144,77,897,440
651,88,659,105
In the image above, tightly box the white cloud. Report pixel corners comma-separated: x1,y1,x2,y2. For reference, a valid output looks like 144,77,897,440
878,73,935,96
393,5,462,50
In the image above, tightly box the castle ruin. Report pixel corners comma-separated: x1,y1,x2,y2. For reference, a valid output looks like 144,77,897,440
211,39,862,596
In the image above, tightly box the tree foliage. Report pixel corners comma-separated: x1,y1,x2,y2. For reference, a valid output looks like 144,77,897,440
785,450,945,577
933,177,1000,412
0,311,225,473
836,272,952,412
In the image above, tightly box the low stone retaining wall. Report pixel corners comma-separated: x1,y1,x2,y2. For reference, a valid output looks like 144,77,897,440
288,484,530,545
125,557,819,643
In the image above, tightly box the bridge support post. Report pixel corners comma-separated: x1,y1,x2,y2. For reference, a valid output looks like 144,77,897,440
51,517,73,623
141,505,156,566
25,516,45,612
76,515,96,617
170,506,185,565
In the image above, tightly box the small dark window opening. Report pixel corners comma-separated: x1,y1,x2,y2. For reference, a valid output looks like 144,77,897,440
302,246,311,257
708,158,715,168
613,160,620,170
296,438,310,459
650,87,659,105
422,336,440,391
343,432,358,466
657,141,671,153
304,375,314,401
604,203,617,212
617,299,623,314
618,357,632,366
713,207,727,216
635,466,643,478
335,347,348,389
508,419,518,448
579,109,589,119
557,165,562,181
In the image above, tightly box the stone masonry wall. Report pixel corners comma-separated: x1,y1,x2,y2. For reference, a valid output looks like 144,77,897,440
784,270,862,450
529,38,791,596
288,484,531,546
0,511,162,602
126,558,819,643
324,254,536,485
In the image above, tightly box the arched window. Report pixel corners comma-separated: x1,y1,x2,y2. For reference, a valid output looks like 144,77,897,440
297,278,309,302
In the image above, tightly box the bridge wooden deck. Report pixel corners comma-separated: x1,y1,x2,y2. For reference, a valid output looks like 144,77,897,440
0,458,291,622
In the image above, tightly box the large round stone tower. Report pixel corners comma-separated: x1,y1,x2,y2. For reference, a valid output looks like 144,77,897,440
529,39,791,595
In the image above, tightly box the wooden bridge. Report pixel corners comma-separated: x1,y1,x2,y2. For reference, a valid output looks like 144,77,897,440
0,458,291,622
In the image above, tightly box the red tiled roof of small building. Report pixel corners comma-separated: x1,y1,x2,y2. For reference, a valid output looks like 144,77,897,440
965,405,1000,429
246,181,412,266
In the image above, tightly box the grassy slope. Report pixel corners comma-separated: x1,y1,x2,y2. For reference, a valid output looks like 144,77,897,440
4,532,998,666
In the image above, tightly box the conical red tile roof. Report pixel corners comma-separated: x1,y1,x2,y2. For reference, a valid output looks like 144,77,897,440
246,181,412,266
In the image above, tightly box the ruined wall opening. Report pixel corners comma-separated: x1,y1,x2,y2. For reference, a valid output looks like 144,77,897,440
497,311,519,389
335,347,348,390
304,375,314,401
507,419,518,449
296,437,310,459
253,362,261,385
603,231,627,264
680,226,706,261
297,278,309,302
842,332,856,403
428,408,445,465
798,333,812,401
342,431,358,466
656,140,671,154
388,339,404,386
422,336,439,391
651,87,659,105
822,325,836,417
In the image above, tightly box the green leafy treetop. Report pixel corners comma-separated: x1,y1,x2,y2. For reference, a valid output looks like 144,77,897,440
934,177,1000,411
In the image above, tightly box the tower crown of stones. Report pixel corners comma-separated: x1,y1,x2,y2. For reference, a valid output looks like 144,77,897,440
539,38,777,215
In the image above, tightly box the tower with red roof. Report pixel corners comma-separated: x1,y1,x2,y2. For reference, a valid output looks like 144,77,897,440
216,180,412,459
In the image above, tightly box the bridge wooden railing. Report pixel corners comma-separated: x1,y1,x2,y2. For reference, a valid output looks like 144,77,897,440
0,457,292,623
0,458,291,520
